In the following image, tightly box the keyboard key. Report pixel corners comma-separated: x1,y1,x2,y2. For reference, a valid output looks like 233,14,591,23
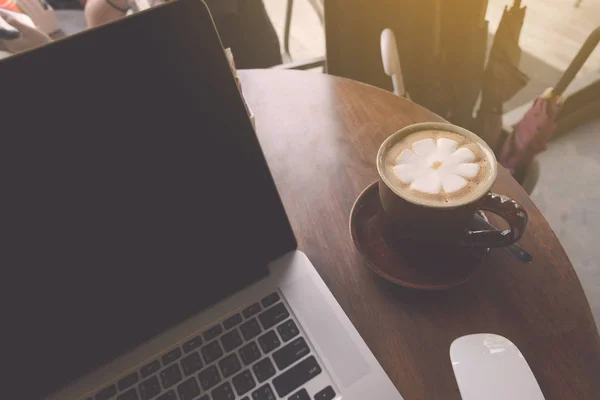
272,337,310,370
223,313,243,330
277,319,299,342
241,397,249,400
242,302,262,318
240,318,262,341
199,396,209,400
272,356,322,397
288,388,310,400
257,330,281,354
156,390,177,400
239,342,262,366
212,381,235,400
219,353,242,378
201,340,224,364
95,385,116,400
252,358,276,383
251,384,276,400
221,329,243,352
260,292,280,308
258,303,289,330
118,372,139,391
140,360,161,378
203,324,224,341
116,388,139,400
177,377,200,400
315,386,336,400
181,351,204,376
198,365,222,390
160,363,183,389
139,376,161,400
232,369,256,396
182,335,203,353
161,348,182,366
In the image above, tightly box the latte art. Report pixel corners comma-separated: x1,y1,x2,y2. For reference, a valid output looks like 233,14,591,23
382,130,493,206
393,138,480,194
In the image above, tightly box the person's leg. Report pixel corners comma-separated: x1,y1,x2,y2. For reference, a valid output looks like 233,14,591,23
210,0,282,69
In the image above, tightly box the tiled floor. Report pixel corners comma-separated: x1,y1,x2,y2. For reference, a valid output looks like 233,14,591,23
487,0,600,76
530,119,600,329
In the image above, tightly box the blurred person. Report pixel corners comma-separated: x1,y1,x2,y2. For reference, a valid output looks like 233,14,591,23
17,0,61,35
0,0,62,54
0,9,52,53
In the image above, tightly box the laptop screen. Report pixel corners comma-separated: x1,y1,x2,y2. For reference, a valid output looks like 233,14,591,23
1,1,295,398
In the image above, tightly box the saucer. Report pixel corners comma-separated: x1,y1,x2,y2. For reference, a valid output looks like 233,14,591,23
350,182,489,290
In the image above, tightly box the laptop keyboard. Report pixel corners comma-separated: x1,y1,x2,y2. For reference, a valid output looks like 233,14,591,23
89,291,336,400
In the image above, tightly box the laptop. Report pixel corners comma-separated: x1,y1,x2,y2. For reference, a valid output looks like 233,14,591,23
1,1,403,399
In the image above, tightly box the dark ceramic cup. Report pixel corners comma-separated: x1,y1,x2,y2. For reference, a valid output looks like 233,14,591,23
376,122,527,248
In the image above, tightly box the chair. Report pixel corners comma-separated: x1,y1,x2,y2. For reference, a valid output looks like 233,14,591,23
283,0,324,60
324,0,435,93
380,28,408,97
279,0,326,70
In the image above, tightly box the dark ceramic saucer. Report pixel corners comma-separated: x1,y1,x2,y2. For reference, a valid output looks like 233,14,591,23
350,182,489,290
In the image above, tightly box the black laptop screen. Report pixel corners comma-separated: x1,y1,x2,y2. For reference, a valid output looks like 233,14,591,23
1,2,296,398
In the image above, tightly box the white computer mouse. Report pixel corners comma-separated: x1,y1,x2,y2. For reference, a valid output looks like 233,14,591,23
450,333,545,400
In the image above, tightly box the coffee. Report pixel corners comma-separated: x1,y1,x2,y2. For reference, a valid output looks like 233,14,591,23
377,123,526,248
382,130,493,207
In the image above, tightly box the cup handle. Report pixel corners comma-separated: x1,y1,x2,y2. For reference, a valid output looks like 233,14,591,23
461,193,528,248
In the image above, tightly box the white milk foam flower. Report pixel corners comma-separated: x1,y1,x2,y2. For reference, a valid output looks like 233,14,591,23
393,138,480,194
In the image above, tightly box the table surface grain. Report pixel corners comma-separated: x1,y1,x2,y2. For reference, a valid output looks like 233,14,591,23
239,69,600,400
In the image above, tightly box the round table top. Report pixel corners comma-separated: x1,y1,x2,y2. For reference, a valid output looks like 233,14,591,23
239,69,600,399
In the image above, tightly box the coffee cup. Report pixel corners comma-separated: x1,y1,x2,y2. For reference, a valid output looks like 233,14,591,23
376,122,527,248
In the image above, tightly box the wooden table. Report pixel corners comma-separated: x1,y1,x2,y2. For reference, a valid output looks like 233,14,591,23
239,70,600,399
